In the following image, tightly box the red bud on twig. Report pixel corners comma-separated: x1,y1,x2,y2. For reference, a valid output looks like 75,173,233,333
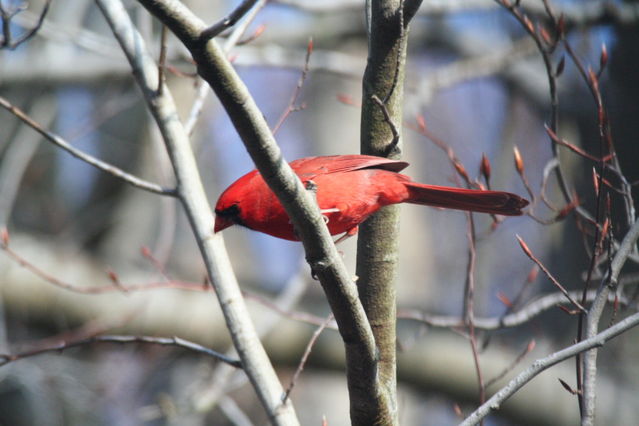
558,378,579,395
517,234,586,313
523,15,534,34
238,24,266,45
516,235,533,258
453,403,463,418
480,153,491,182
599,43,608,71
336,93,359,107
556,14,565,38
526,265,539,283
513,146,525,175
307,37,314,56
539,24,551,45
416,114,427,133
107,269,119,284
0,227,9,247
555,198,579,220
453,160,470,182
140,246,151,258
497,292,513,308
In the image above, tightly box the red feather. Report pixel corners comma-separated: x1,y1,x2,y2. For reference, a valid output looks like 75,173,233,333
214,155,528,241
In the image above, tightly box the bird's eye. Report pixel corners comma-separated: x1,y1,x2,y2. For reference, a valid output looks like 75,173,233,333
215,203,241,219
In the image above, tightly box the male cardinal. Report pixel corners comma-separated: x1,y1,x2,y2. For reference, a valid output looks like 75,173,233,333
214,155,528,241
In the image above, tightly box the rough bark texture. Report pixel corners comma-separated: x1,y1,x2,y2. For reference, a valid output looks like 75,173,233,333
354,0,421,424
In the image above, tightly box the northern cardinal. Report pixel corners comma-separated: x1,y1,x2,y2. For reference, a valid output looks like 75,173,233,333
214,155,528,241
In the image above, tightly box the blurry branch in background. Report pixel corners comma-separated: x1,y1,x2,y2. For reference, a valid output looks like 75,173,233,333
399,290,631,331
516,236,585,312
0,334,242,368
460,310,639,426
275,0,639,28
0,98,56,226
271,38,313,135
486,1,639,425
1,229,333,329
7,221,634,336
282,313,334,403
582,217,639,424
0,96,176,196
0,0,51,49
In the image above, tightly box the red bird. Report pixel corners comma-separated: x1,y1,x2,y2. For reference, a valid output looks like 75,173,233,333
214,155,528,241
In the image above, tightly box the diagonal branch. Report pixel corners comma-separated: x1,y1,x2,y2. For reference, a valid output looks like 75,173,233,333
200,0,260,41
0,95,176,196
460,310,639,426
1,334,242,368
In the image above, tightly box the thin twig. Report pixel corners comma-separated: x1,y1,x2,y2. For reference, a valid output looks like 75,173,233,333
371,94,400,151
516,235,586,312
0,95,176,196
200,0,260,41
484,340,535,388
398,290,629,331
0,0,51,49
272,38,313,135
0,334,242,368
282,314,334,403
184,0,267,137
460,311,639,426
463,212,486,412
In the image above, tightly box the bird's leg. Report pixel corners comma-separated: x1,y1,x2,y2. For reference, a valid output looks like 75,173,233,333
320,207,340,216
320,207,340,225
334,226,358,244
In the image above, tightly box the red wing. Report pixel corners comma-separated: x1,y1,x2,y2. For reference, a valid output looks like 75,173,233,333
290,155,409,180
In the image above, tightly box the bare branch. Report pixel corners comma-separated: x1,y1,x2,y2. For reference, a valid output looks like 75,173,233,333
283,314,334,403
200,0,260,41
0,95,176,196
1,334,241,368
460,311,639,426
398,290,629,331
516,235,586,312
0,0,51,49
272,38,313,135
582,217,639,424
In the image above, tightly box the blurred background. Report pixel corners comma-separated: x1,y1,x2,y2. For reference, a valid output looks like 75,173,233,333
1,0,638,424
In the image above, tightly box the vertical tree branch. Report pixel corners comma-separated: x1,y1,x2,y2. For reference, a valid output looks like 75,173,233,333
356,0,422,424
581,216,639,425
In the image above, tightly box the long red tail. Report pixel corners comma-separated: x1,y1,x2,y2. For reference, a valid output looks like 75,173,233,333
404,182,528,216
